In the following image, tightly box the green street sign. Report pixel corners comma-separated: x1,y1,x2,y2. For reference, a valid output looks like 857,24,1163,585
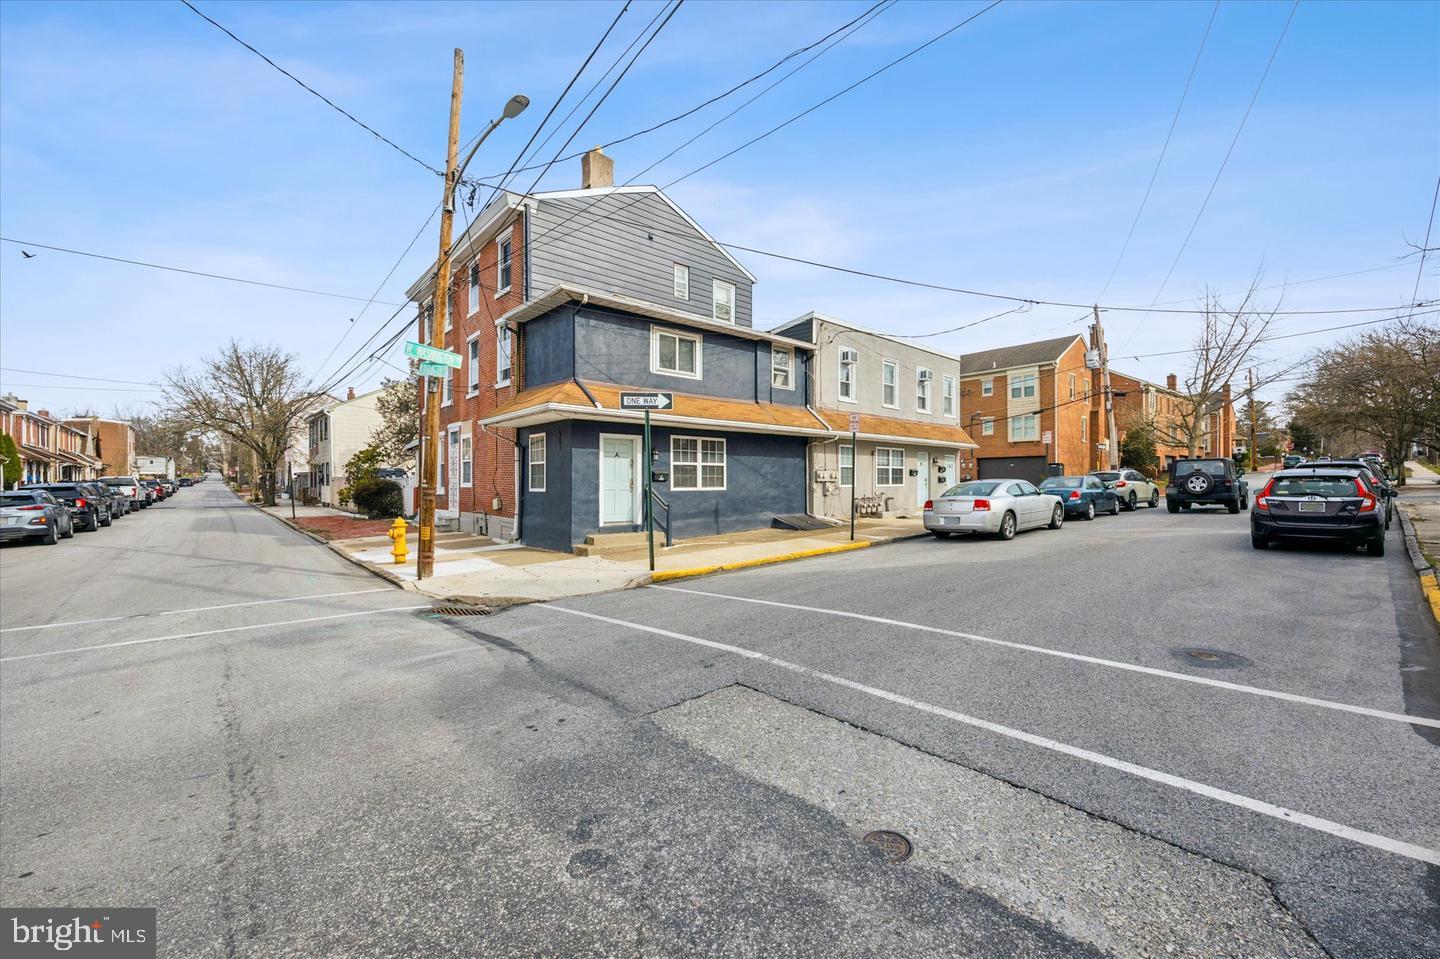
404,340,462,368
417,361,451,378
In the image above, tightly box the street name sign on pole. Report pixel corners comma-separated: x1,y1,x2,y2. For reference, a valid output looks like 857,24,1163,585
417,361,451,379
619,391,673,411
616,394,673,570
404,340,463,368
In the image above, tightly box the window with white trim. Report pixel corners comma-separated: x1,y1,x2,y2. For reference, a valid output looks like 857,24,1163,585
496,323,512,386
839,445,853,487
838,348,857,402
916,367,933,413
875,447,905,486
673,263,689,300
1009,413,1039,442
711,280,735,323
981,377,994,396
1080,416,1087,442
467,338,480,393
469,263,480,315
651,327,701,378
420,299,433,343
461,436,473,486
1010,372,1037,399
1147,389,1157,414
497,237,513,293
943,374,956,417
528,433,546,492
672,436,726,490
442,368,453,406
981,417,994,436
881,359,898,408
771,347,793,390
1069,373,1076,400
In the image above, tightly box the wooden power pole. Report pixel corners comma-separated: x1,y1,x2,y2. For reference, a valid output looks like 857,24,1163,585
417,48,464,581
1093,306,1119,470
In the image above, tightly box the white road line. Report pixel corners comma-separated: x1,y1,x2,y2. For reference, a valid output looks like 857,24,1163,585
0,606,431,663
548,605,1440,867
652,586,1440,729
0,588,393,634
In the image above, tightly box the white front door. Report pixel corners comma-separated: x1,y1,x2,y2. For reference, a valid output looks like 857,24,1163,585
600,435,639,525
915,449,930,505
442,426,461,518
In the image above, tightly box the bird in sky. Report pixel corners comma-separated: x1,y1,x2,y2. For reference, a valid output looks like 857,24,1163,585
20,250,35,258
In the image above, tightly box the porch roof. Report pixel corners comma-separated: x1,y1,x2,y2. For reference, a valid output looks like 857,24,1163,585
481,380,977,449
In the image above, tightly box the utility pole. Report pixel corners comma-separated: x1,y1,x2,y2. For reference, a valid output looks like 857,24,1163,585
1247,367,1258,473
1093,306,1119,470
417,48,464,581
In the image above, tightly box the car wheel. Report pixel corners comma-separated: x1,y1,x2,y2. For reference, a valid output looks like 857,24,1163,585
1109,498,1121,516
60,517,74,539
998,511,1017,540
85,513,100,532
1149,489,1160,508
1167,499,1180,514
1227,498,1241,515
931,530,952,538
1251,532,1269,550
1366,534,1385,557
41,523,58,545
1083,502,1096,521
100,510,112,527
1048,505,1064,530
1126,492,1137,511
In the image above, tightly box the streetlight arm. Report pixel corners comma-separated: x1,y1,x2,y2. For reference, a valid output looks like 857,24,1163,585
452,116,503,198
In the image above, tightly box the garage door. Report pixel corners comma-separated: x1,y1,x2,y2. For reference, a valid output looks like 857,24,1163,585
977,456,1047,485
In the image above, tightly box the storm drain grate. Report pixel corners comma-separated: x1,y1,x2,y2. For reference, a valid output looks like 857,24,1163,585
429,604,493,617
862,830,913,863
1172,647,1253,670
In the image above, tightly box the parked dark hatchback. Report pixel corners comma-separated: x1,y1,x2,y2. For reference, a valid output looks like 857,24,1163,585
1166,458,1249,514
1039,475,1119,520
24,483,110,531
1302,459,1396,528
1251,468,1389,556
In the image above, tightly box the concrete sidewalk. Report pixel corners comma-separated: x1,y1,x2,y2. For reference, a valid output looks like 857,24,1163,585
323,517,927,603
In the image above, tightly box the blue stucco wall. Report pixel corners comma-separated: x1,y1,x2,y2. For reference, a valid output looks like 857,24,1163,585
522,308,575,388
517,420,807,551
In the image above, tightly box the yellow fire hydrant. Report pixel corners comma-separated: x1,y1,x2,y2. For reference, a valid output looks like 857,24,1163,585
387,517,408,565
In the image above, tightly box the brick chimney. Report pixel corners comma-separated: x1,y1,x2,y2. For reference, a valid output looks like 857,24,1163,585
346,387,355,401
581,146,614,189
1166,374,1177,391
37,410,50,419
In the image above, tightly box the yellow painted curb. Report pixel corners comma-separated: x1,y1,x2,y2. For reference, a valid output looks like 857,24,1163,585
650,539,873,583
1423,576,1440,628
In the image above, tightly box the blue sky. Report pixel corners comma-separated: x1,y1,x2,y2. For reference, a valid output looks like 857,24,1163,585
1,0,1436,416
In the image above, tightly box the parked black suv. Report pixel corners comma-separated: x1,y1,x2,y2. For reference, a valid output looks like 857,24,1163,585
1166,458,1249,514
24,482,110,531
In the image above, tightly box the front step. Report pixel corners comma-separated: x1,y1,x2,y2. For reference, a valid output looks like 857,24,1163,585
573,531,649,556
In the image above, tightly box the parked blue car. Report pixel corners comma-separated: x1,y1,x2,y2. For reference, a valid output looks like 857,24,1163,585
1038,475,1119,520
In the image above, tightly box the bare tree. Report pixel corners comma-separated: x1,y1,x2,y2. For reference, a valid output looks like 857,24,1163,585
1172,280,1279,457
163,341,324,505
369,363,420,468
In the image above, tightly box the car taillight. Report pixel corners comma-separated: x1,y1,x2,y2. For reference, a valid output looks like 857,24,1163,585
1069,490,1081,500
1115,480,1127,487
923,500,933,511
16,504,45,511
1355,479,1377,512
1254,479,1275,511
972,498,990,511
75,498,86,508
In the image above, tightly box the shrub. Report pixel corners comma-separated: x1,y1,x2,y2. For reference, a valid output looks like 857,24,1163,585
337,485,353,508
351,478,403,518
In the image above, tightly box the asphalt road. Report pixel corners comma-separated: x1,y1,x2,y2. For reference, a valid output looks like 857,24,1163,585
2,477,1437,958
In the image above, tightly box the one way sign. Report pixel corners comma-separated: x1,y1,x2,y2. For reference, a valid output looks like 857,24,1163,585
619,391,673,411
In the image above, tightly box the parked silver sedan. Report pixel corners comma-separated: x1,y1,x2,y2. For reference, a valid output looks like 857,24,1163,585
923,478,1065,540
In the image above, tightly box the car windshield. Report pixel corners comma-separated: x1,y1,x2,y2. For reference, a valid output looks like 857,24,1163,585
1039,478,1082,489
1271,476,1360,497
1092,472,1121,481
941,481,1001,498
1175,461,1225,476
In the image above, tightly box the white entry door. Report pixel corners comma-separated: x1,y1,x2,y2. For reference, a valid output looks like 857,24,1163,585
915,449,930,505
442,426,461,519
600,435,639,525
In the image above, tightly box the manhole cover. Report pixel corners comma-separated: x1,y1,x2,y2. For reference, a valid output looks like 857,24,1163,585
862,830,913,863
1172,647,1252,670
430,604,493,617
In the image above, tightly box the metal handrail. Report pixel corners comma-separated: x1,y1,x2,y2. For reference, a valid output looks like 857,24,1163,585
648,488,673,547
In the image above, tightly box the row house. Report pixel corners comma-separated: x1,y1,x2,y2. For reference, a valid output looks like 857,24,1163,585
0,395,103,484
305,387,383,506
62,416,135,477
770,313,977,519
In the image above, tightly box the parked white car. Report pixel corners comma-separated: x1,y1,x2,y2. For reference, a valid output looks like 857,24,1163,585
923,479,1065,540
1089,469,1161,511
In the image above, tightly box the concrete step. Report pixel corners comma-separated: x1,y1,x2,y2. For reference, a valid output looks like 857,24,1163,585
574,531,650,556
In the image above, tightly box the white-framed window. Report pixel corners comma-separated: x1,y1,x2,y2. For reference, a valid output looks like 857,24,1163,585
839,445,854,487
1010,372,1037,399
1069,373,1076,400
1080,416,1088,442
673,263,690,300
421,299,433,343
442,368,453,406
461,436,473,486
469,262,481,315
497,236,513,294
838,348,858,402
1009,413,1039,442
981,417,994,436
672,436,726,490
1148,390,1157,414
943,374,956,417
651,327,701,378
528,432,547,492
496,322,512,386
467,336,480,394
881,359,898,408
981,377,993,396
875,447,905,486
916,367,933,413
771,347,793,390
712,279,735,323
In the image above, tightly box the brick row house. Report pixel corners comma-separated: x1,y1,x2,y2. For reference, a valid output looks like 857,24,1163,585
0,395,109,486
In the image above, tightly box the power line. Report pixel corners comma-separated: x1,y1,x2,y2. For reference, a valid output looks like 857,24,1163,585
1110,309,1440,361
0,382,162,393
1121,0,1301,347
0,367,160,386
0,237,403,305
178,0,440,175
1404,174,1440,323
1096,0,1219,302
